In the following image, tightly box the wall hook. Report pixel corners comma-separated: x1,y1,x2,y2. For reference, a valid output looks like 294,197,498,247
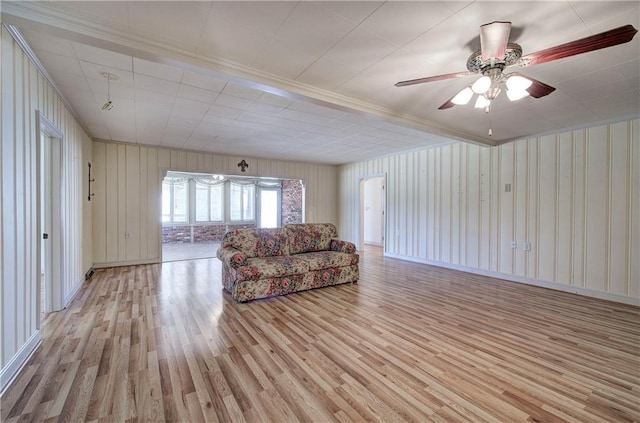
88,162,95,201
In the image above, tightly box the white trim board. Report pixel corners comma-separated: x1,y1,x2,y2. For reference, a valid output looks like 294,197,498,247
0,331,42,396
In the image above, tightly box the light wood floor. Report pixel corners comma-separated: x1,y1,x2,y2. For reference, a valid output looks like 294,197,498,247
2,246,639,422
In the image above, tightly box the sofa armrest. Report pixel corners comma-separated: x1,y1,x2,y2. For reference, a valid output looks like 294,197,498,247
216,246,247,268
330,239,356,254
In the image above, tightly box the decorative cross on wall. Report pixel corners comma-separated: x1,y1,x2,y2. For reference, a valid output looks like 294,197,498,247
238,159,249,172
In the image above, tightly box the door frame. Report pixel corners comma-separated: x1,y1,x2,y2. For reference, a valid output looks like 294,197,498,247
358,173,387,252
36,111,65,321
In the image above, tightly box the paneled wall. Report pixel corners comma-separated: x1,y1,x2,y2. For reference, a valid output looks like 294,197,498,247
340,119,639,303
92,141,339,266
1,27,92,391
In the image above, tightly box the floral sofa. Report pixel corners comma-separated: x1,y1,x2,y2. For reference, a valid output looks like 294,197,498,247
216,223,359,302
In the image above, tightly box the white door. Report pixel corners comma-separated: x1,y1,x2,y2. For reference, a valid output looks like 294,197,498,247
257,187,281,228
363,177,385,246
39,125,64,316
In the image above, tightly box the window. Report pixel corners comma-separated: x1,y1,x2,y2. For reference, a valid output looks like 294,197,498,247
230,182,255,221
162,172,271,225
162,178,188,223
195,182,223,222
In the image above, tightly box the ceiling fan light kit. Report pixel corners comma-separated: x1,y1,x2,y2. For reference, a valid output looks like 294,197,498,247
451,87,474,105
396,21,638,132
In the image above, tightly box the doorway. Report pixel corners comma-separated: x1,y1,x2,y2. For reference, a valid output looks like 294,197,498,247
38,113,64,318
257,186,281,228
360,175,386,251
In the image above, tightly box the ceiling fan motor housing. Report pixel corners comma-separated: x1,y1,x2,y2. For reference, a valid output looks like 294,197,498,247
466,43,523,74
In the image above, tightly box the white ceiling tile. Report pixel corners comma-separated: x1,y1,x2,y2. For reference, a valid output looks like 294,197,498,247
361,2,455,47
221,84,262,101
570,1,639,29
87,78,135,100
205,105,243,120
134,74,179,97
245,102,286,116
80,61,134,87
134,89,175,104
72,42,132,71
86,125,111,140
215,94,253,110
211,1,296,37
127,1,212,50
324,27,400,72
318,2,384,25
288,102,348,120
277,109,332,126
181,70,227,92
133,58,183,82
34,51,84,76
200,114,238,127
177,84,219,103
256,93,293,108
49,73,93,93
197,17,271,65
167,116,200,131
253,2,357,76
170,98,210,120
23,30,76,58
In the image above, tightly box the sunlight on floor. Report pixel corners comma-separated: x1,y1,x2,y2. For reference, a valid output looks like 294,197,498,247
162,242,220,262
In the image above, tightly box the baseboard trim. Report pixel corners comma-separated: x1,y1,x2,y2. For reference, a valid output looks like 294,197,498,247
383,253,640,306
0,330,42,397
93,258,161,269
64,277,85,308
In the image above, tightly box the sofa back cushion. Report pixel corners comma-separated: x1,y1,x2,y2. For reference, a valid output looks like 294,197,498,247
222,227,289,258
286,223,338,255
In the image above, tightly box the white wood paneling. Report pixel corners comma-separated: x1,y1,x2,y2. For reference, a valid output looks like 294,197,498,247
1,27,92,392
92,141,339,266
339,119,640,304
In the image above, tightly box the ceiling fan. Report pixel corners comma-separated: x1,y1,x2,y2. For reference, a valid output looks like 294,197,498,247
395,22,638,111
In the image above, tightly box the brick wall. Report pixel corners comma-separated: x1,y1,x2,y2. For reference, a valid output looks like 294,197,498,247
282,180,303,225
162,226,192,243
162,223,256,243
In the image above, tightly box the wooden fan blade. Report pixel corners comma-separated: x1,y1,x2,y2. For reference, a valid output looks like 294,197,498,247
395,71,472,87
480,21,512,60
438,96,456,110
526,77,556,98
517,25,638,67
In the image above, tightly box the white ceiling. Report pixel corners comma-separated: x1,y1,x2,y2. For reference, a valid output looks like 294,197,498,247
3,1,639,165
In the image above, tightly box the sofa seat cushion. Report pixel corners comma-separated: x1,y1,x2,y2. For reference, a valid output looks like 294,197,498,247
297,251,359,271
235,256,309,281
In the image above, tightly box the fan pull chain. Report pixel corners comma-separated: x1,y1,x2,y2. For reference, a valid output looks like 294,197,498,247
486,105,493,137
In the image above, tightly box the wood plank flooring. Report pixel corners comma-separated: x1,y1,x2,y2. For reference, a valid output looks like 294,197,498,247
2,246,639,422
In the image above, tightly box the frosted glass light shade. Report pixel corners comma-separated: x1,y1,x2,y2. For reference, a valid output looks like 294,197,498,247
471,76,491,94
474,95,491,108
506,75,533,91
506,88,530,101
451,87,473,105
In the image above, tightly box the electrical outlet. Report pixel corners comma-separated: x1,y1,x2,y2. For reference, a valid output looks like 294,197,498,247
523,241,531,251
510,241,517,249
396,229,401,236
125,232,131,239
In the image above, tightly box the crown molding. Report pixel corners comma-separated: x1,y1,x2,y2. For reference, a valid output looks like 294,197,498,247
1,1,496,148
